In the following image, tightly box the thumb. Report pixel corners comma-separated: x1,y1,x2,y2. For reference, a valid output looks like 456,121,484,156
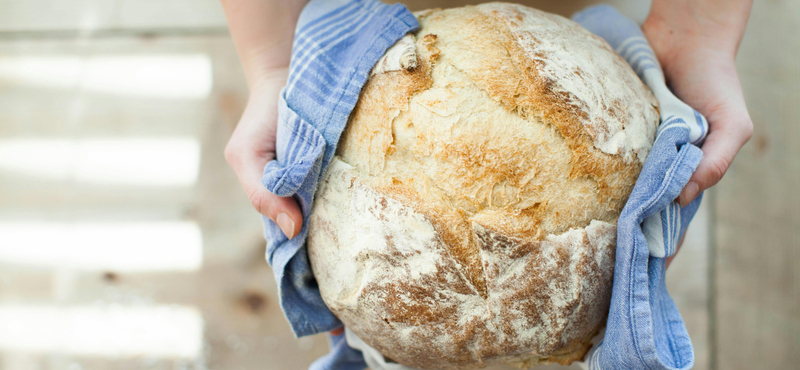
246,178,303,240
226,148,303,239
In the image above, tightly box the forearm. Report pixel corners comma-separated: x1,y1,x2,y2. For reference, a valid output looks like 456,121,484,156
220,0,308,90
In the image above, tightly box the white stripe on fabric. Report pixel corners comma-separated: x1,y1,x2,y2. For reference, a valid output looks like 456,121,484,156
291,2,370,69
663,204,673,256
616,36,649,56
289,77,350,110
285,118,309,165
294,56,350,87
287,12,376,96
694,111,706,140
287,3,382,94
592,340,604,370
286,118,321,167
289,4,374,81
644,212,666,258
628,50,656,67
288,1,376,84
655,117,690,142
290,64,348,101
282,116,302,166
622,45,655,63
294,0,382,60
655,124,686,142
287,1,382,94
670,201,681,255
295,0,362,41
690,110,708,145
671,203,678,255
288,54,368,104
295,53,370,91
641,66,709,146
290,75,363,110
293,56,369,87
634,61,658,77
292,0,364,58
634,59,658,75
636,63,658,77
295,0,355,33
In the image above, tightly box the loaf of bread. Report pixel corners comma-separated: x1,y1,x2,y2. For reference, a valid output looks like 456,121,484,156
307,3,659,369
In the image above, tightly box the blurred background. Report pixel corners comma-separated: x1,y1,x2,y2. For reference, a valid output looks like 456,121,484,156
0,0,796,369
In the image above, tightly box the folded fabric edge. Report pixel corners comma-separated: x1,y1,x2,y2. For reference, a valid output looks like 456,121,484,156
265,0,421,341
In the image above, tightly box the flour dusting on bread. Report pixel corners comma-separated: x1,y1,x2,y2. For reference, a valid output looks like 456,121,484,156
309,3,659,369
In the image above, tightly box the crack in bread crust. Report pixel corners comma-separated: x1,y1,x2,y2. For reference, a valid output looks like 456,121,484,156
312,4,659,369
309,160,617,369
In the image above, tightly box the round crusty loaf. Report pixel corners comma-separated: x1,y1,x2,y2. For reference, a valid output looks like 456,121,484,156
308,3,659,369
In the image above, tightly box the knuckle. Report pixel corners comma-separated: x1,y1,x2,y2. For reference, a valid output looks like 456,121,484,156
223,143,239,167
246,188,271,216
704,156,730,187
740,119,754,141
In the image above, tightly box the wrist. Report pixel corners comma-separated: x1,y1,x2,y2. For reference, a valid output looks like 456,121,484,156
644,0,752,59
245,58,290,93
248,67,289,100
642,15,738,83
220,0,306,91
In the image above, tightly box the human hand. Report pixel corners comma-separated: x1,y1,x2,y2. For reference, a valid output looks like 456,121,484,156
220,0,345,336
224,74,343,336
220,0,308,239
642,0,754,208
224,68,302,239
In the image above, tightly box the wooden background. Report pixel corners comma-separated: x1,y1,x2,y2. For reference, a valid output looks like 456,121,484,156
0,0,796,369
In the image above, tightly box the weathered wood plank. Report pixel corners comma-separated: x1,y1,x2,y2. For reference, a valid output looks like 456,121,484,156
714,0,800,369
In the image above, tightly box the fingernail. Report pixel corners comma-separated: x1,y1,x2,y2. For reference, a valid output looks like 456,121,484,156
276,213,295,239
678,181,699,207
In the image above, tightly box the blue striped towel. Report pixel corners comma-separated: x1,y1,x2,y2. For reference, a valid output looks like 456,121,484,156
572,6,706,369
261,0,418,344
261,2,707,369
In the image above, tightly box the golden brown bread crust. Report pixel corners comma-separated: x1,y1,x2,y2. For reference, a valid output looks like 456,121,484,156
309,160,615,369
309,3,659,369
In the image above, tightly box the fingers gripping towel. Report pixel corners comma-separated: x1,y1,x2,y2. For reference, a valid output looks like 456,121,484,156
572,6,707,370
261,0,418,335
259,1,418,368
262,2,707,369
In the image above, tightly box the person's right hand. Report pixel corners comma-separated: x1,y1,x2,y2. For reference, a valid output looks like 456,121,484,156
224,68,302,239
642,0,754,208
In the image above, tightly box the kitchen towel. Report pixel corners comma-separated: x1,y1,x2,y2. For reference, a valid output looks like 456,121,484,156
262,2,706,369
